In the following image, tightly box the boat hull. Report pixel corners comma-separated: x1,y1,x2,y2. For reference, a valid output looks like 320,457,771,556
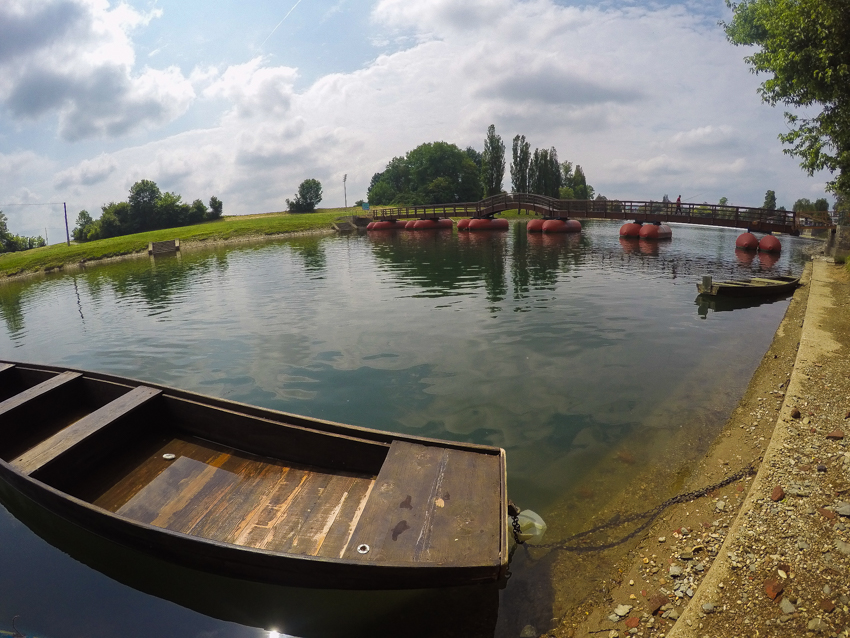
0,362,508,590
696,276,800,298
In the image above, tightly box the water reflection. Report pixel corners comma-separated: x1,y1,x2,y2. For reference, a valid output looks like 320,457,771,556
0,222,815,638
696,293,793,319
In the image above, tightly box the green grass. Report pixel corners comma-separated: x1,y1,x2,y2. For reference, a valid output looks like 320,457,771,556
0,208,361,279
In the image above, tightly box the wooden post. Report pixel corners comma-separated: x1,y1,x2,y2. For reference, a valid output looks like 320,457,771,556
64,202,70,246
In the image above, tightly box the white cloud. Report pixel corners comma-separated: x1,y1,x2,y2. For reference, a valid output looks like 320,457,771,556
5,0,832,234
54,152,117,188
0,0,193,140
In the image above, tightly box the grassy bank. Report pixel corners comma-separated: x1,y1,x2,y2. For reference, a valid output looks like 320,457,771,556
0,205,545,280
0,208,359,279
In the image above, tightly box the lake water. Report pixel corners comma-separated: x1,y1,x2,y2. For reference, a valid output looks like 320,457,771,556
0,220,810,637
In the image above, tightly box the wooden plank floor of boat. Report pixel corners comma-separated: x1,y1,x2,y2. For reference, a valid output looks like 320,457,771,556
95,438,502,566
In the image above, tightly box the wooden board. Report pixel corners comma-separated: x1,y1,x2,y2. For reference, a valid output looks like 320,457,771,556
341,441,502,566
11,386,161,475
109,437,377,558
0,371,81,418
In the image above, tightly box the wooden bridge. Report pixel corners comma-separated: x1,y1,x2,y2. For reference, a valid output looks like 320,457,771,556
372,193,810,235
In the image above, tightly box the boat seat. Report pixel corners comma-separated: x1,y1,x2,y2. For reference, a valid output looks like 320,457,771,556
0,371,82,419
0,363,14,376
342,440,502,567
11,385,161,476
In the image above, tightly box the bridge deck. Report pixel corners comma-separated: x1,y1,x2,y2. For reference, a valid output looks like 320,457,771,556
372,194,805,235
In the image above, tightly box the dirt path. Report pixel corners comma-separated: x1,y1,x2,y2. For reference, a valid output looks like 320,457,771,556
546,258,850,638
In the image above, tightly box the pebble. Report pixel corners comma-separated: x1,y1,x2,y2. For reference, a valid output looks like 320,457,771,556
779,597,796,614
613,604,632,617
770,485,785,501
715,500,725,512
835,502,850,517
519,625,537,638
702,603,715,613
668,565,682,577
807,617,825,632
835,539,850,556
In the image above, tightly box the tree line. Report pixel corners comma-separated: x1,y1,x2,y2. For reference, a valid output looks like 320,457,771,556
0,212,46,254
366,125,597,206
73,180,223,241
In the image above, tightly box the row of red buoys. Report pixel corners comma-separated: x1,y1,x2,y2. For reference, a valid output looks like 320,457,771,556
526,219,582,233
736,232,781,253
366,218,454,230
619,222,672,239
457,218,509,231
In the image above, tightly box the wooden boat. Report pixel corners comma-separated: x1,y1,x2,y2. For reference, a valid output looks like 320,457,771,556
0,361,508,590
696,275,800,298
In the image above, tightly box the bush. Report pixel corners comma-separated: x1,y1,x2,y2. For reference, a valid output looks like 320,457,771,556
287,179,323,212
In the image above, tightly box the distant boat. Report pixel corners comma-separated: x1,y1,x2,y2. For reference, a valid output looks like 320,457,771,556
0,362,508,590
696,275,800,298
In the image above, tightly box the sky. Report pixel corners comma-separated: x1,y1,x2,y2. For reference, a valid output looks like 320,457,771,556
0,0,834,242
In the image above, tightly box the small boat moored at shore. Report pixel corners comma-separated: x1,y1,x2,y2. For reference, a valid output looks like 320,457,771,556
696,275,800,298
0,362,508,590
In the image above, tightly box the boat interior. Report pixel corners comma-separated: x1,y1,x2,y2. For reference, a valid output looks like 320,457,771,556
0,363,504,569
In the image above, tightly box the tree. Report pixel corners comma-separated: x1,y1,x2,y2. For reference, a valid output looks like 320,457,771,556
510,135,530,194
208,196,223,220
481,124,506,197
187,199,208,224
366,142,481,205
128,179,162,232
463,146,483,172
287,179,323,212
528,147,562,198
793,198,814,212
72,210,94,241
572,165,589,199
763,190,777,210
723,0,850,195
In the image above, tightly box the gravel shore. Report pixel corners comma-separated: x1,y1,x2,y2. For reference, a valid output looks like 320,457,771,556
550,257,850,638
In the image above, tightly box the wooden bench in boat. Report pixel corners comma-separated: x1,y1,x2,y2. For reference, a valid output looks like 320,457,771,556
11,385,161,475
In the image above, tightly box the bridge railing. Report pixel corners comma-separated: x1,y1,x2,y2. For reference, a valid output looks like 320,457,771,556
372,194,800,233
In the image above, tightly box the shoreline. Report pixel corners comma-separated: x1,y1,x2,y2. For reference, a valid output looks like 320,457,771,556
0,228,336,285
553,257,849,637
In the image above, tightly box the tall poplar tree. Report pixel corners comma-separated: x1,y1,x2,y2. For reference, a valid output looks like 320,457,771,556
481,125,506,197
510,135,530,193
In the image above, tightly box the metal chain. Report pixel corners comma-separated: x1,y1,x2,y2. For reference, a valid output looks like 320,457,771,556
511,514,524,544
529,464,756,554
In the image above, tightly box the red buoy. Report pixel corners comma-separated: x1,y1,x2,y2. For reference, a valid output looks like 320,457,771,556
457,218,471,230
639,223,672,239
735,232,758,250
370,220,401,230
405,219,417,229
468,218,509,230
620,222,642,237
565,219,582,233
542,219,568,233
527,218,545,232
759,235,781,253
437,218,453,229
413,219,439,229
366,221,375,230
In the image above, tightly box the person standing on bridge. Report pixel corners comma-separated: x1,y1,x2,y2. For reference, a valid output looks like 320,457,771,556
675,195,682,214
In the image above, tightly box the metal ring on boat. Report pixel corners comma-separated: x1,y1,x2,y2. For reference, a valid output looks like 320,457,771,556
162,453,176,460
357,544,370,554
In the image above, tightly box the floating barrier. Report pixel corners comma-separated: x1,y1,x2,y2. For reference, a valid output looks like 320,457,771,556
735,232,759,250
411,218,453,230
457,218,471,231
619,222,642,237
468,218,509,231
541,219,581,233
639,223,672,240
526,218,545,233
759,234,781,253
405,220,417,229
368,220,403,231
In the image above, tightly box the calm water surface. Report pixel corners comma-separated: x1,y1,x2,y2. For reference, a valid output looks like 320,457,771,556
0,221,810,637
